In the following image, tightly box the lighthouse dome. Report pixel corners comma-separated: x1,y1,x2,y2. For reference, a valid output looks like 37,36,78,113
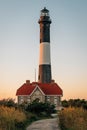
41,7,49,16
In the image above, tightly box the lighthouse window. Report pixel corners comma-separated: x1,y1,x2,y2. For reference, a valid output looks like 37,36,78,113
41,12,49,16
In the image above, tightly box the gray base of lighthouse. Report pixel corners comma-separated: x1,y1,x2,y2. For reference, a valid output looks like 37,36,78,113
38,64,51,83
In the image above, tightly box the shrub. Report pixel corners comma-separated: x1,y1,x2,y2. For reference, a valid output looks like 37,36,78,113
25,100,56,117
59,107,87,130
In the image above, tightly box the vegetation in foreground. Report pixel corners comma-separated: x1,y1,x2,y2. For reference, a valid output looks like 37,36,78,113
1,98,87,130
59,107,87,130
0,106,26,130
59,99,87,130
0,98,56,130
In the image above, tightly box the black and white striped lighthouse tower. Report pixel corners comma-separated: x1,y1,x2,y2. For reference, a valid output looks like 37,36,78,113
38,7,52,83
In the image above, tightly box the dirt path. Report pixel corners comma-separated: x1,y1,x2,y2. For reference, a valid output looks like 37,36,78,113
26,118,61,130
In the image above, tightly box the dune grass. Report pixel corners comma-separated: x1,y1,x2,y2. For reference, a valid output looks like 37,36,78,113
0,106,26,130
59,107,87,130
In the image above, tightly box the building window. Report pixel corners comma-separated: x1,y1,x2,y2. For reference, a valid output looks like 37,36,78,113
57,96,61,106
27,96,30,103
20,96,23,99
47,96,50,102
54,96,58,106
20,96,24,103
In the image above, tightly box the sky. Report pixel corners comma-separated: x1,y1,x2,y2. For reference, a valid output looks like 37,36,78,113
0,0,87,100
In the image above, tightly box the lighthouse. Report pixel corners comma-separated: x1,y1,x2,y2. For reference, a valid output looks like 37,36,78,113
16,7,63,107
38,7,52,83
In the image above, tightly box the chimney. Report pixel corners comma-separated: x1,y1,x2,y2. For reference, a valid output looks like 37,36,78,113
26,80,30,84
51,79,55,83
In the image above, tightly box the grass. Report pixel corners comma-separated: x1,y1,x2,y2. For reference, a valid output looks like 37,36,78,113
59,107,87,130
0,106,26,130
0,106,52,130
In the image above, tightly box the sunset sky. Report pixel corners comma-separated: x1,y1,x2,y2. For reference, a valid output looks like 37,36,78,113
0,0,87,100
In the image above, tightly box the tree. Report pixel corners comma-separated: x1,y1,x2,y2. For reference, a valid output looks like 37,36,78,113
62,100,69,107
62,99,87,109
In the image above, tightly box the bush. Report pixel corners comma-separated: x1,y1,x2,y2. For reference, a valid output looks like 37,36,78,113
59,107,87,130
25,100,56,117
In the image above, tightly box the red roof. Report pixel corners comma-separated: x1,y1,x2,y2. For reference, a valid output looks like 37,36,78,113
16,82,63,96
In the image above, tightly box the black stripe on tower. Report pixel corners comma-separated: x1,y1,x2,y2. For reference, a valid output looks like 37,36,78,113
38,65,51,83
40,23,50,43
38,7,51,43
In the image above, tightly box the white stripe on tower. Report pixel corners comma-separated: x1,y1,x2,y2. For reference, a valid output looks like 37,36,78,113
39,42,51,65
